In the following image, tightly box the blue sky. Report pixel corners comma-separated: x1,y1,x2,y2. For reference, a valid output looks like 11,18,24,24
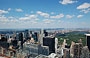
0,0,90,29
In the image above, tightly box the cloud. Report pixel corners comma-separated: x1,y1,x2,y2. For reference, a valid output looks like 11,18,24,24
59,0,77,5
37,11,64,19
0,15,19,24
37,11,49,18
77,3,90,9
80,8,90,13
77,15,83,18
0,15,9,23
77,3,90,13
0,10,8,14
50,14,64,19
8,8,11,11
66,15,74,19
8,16,14,19
31,21,37,24
43,19,54,24
19,14,37,21
16,8,23,12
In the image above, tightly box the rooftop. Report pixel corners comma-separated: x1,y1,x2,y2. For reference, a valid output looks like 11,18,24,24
85,34,90,36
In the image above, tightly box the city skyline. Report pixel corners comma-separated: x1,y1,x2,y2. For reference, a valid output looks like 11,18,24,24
0,0,90,29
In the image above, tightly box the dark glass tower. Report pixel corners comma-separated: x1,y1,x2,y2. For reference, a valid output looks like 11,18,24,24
19,32,23,48
43,37,55,54
86,34,90,51
44,30,48,37
24,30,30,40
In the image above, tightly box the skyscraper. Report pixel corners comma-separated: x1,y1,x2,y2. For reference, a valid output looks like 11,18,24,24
24,30,30,40
63,48,70,58
81,46,89,58
32,32,38,42
86,34,90,51
70,41,83,58
44,30,48,37
39,29,44,45
43,37,58,54
18,32,23,48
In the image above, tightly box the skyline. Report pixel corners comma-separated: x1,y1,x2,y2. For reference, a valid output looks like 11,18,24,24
0,0,90,29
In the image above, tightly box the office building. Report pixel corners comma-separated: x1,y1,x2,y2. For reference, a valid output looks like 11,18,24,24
24,43,49,56
86,34,90,51
43,37,58,54
18,32,23,48
70,41,83,58
11,39,18,47
32,32,38,42
39,29,44,45
44,30,48,37
24,30,30,40
81,46,89,58
62,39,67,48
63,48,70,58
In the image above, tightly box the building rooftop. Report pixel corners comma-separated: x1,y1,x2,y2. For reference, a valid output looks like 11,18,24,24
85,34,90,36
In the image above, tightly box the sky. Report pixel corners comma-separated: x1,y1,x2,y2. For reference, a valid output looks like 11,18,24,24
0,0,90,29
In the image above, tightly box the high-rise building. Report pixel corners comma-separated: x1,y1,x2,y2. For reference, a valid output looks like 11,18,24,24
32,32,38,42
43,37,58,54
39,29,44,45
18,32,23,48
44,30,48,37
70,41,83,58
24,30,30,40
86,34,90,51
24,43,49,56
11,39,18,47
63,48,70,58
16,33,19,40
62,39,67,48
81,46,89,58
0,34,1,39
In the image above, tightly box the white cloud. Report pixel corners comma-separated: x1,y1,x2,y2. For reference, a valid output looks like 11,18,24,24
19,14,37,21
8,16,14,19
66,15,74,19
59,0,77,5
50,14,64,19
0,15,9,23
77,15,83,18
77,3,90,9
0,15,19,24
0,10,8,14
80,8,90,13
77,3,90,13
16,8,23,12
8,8,11,11
10,19,18,22
43,19,54,24
58,20,61,23
31,21,37,24
37,11,49,18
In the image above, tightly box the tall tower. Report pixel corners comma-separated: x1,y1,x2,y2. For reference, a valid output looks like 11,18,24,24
86,34,90,51
70,42,83,58
24,30,30,40
55,38,58,53
43,37,56,54
40,29,44,46
19,32,23,49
